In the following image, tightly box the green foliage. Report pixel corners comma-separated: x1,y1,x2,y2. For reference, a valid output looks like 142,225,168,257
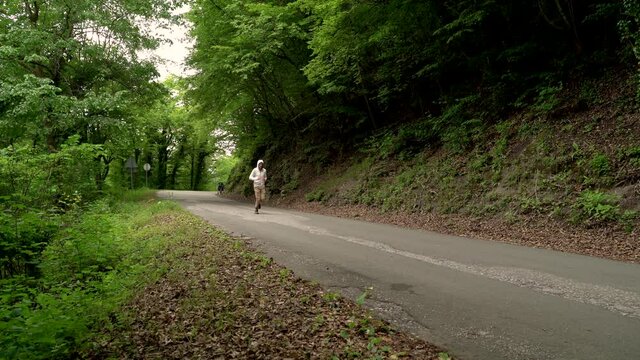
305,189,328,202
572,190,621,224
623,145,640,159
355,287,372,306
322,291,340,302
364,118,439,160
0,0,208,197
519,197,545,215
0,0,206,281
489,120,512,173
0,0,181,148
532,83,563,115
280,170,301,195
278,268,291,282
0,198,182,359
188,0,313,164
442,118,484,154
212,155,240,188
0,139,106,279
621,210,639,232
579,81,603,107
0,207,59,279
40,203,125,283
469,152,491,172
365,130,399,160
433,5,489,45
432,95,486,153
187,0,636,196
589,153,610,176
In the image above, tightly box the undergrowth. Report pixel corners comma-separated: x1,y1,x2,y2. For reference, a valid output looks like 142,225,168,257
302,111,639,231
0,193,181,359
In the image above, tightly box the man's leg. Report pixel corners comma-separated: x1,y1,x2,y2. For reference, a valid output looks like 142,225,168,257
254,187,260,213
259,187,265,209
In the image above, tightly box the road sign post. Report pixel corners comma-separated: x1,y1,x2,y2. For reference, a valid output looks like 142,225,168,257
143,163,151,188
125,157,137,189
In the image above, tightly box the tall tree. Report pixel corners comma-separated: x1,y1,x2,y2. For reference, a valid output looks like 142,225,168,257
0,0,183,277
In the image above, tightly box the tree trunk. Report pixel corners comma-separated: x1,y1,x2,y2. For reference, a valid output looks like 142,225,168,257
157,146,168,189
193,150,208,190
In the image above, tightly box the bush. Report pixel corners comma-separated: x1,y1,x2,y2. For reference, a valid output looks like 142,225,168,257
40,201,125,284
434,95,486,153
619,0,640,99
211,155,240,187
305,189,327,202
0,140,106,279
572,190,621,224
532,83,562,114
441,118,484,154
0,198,180,359
0,205,60,279
589,153,610,176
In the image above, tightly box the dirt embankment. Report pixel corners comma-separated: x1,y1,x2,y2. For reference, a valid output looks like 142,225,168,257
276,198,639,264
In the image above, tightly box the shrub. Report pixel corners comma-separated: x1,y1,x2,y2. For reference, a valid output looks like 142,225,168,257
441,118,484,154
532,83,562,114
624,146,640,158
589,153,610,176
573,190,620,224
0,199,179,359
433,95,486,153
0,206,60,279
622,210,639,232
40,201,125,284
305,189,327,202
619,0,640,99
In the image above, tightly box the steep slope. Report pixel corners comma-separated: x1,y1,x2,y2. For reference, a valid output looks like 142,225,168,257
263,70,640,262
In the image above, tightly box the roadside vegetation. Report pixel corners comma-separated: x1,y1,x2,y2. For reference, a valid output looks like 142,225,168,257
1,191,165,358
297,73,639,230
1,193,447,359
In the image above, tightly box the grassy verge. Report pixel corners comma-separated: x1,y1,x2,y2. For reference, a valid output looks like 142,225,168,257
1,193,447,359
0,191,181,359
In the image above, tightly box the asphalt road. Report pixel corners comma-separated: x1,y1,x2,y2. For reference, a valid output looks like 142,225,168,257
157,190,640,360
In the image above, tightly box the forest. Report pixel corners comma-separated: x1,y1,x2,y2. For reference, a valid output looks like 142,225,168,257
1,0,639,358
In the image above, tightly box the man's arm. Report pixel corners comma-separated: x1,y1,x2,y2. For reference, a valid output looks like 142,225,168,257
249,168,257,181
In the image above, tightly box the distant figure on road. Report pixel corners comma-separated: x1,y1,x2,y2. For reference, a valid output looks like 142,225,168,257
248,159,267,214
217,182,224,195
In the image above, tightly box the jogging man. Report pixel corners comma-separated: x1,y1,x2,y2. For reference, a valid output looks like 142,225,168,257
249,159,267,214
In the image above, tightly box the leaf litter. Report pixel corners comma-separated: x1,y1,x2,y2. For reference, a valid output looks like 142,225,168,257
92,211,446,359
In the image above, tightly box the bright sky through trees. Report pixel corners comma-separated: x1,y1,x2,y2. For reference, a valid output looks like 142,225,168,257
145,5,193,79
